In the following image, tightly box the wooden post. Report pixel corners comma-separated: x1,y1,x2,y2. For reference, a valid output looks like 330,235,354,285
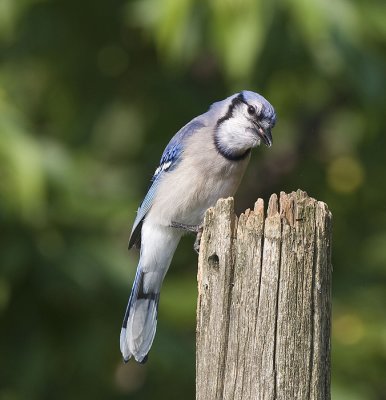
196,190,332,400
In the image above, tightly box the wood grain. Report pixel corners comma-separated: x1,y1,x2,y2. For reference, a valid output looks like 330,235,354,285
196,190,332,400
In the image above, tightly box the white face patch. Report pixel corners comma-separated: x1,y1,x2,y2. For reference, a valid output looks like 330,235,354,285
216,104,261,156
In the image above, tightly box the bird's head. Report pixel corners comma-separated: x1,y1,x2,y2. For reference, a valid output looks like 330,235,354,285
213,91,276,160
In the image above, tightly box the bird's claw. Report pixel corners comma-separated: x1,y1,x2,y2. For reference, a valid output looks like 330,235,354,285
194,228,203,254
170,221,203,254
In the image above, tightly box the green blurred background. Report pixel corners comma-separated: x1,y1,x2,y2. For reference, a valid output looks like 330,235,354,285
1,0,386,398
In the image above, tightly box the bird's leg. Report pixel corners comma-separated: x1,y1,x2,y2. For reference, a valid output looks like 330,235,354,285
170,221,203,254
170,221,201,233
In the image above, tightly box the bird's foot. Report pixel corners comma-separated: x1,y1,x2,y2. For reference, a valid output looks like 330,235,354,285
170,221,203,254
193,228,203,255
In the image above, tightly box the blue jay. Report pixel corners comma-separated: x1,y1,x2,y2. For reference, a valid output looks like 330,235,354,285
120,90,276,363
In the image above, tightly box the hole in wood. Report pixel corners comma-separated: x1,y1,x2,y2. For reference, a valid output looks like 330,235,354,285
208,253,219,270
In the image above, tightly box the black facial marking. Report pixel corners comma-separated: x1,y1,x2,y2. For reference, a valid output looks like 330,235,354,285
216,93,247,127
214,136,251,161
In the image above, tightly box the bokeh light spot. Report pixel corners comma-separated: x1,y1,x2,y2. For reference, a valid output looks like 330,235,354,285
93,103,144,157
333,313,365,345
327,156,364,193
114,361,146,393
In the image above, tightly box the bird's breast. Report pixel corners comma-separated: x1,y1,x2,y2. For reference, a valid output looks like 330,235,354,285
147,134,250,227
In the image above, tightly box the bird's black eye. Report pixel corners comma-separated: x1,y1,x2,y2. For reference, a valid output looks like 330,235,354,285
247,105,256,115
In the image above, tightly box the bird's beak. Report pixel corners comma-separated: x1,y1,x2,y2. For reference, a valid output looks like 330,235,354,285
257,126,273,148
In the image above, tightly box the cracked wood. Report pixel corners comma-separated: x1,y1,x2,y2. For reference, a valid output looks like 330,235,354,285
196,190,332,400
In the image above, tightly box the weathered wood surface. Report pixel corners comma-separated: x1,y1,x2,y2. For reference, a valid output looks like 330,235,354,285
196,190,332,400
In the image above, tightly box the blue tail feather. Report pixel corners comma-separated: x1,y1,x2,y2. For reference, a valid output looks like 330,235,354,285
120,266,160,363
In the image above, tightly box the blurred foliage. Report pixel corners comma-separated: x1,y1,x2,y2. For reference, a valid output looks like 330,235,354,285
0,0,386,398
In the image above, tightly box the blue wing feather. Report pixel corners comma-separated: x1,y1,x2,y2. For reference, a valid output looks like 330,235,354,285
128,118,205,249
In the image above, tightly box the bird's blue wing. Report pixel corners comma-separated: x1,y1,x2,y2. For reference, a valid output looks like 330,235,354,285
128,118,205,249
128,178,161,249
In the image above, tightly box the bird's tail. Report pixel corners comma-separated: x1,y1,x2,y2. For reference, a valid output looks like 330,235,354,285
120,265,161,363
